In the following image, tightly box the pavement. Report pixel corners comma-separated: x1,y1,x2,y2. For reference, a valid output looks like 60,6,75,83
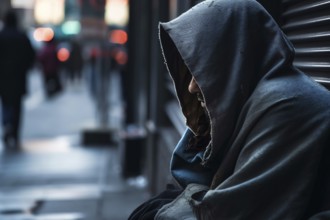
0,68,150,220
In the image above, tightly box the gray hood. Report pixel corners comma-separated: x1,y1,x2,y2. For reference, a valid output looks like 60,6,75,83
159,0,294,166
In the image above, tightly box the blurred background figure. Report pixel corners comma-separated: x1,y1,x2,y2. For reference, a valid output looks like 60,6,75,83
37,37,62,98
0,9,35,149
87,46,100,99
66,39,84,86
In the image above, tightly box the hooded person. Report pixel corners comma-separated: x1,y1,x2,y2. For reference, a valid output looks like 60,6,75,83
129,0,330,219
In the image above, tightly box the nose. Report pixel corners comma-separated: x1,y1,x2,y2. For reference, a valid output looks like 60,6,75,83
188,77,201,94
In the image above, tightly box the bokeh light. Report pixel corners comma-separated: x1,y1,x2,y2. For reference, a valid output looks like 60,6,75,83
33,27,54,42
105,0,129,26
57,48,70,62
62,20,81,35
115,50,128,65
34,0,65,24
109,29,128,45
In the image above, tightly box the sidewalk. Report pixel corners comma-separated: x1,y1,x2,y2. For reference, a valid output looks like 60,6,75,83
0,69,150,220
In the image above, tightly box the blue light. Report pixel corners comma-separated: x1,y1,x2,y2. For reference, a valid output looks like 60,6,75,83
61,20,81,35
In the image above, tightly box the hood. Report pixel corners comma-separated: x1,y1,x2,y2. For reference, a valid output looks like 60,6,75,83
159,0,295,165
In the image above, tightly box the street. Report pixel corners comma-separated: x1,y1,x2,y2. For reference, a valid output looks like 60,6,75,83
0,68,149,220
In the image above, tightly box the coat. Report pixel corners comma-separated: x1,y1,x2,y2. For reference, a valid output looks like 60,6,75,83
156,0,330,219
0,26,35,98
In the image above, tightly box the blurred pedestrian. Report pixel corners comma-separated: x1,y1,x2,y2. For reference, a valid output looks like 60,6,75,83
87,46,100,98
37,38,62,98
67,39,84,85
0,10,35,149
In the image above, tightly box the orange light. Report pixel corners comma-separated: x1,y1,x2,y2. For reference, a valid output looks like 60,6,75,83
109,29,128,45
115,50,128,65
33,27,54,42
57,48,70,62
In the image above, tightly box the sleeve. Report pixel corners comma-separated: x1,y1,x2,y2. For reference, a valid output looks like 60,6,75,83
27,36,36,68
155,183,208,220
22,34,36,70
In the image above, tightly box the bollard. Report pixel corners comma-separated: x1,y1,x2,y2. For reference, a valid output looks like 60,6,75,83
120,125,146,178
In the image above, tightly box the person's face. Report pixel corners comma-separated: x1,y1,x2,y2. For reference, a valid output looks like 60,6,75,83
188,77,205,107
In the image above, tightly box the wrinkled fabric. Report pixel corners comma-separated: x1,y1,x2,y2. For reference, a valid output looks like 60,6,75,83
170,128,215,187
128,186,183,220
158,0,330,219
155,184,208,220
